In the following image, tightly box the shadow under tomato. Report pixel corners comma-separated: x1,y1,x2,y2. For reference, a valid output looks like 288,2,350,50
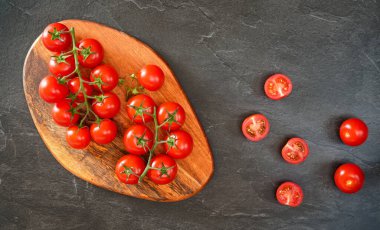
325,115,355,144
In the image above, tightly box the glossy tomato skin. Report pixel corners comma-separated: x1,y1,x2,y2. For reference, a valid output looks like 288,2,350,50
148,154,178,185
264,74,293,100
77,38,104,68
164,130,193,159
92,92,120,118
157,102,186,131
334,163,365,194
123,125,154,155
66,126,91,149
42,23,72,52
276,181,304,207
126,94,156,124
90,119,117,145
281,137,309,164
68,77,93,102
339,118,368,146
241,114,270,142
90,64,119,92
49,54,75,77
39,75,69,103
138,65,165,91
115,154,146,184
52,99,80,127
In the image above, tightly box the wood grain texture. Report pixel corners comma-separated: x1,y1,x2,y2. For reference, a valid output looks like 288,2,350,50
23,19,213,202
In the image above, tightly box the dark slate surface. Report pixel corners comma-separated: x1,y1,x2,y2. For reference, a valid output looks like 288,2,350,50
1,0,379,229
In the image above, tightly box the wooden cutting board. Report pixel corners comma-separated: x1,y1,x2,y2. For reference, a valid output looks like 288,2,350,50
23,19,214,202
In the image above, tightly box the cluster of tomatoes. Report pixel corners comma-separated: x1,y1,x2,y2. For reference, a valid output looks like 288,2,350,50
242,74,368,207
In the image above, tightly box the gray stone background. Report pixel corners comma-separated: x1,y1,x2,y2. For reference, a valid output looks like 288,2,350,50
1,0,379,229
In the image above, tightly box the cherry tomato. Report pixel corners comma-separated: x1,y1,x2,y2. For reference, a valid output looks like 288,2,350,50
264,74,293,100
339,118,368,146
281,138,309,164
334,163,365,194
148,154,178,185
137,64,165,91
92,92,120,118
52,99,80,127
276,182,303,207
242,114,270,142
90,119,118,145
157,102,186,131
42,22,72,52
77,38,104,68
126,94,156,124
68,77,93,102
90,64,119,92
48,54,75,77
123,125,154,155
66,126,91,149
164,130,193,159
115,154,146,184
39,75,69,103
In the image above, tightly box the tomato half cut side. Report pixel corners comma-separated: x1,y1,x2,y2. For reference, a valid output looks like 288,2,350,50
264,74,293,100
242,114,270,142
281,138,309,164
276,181,303,207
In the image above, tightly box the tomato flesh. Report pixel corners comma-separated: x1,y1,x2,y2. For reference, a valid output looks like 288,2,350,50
242,114,270,142
264,74,292,100
281,138,309,164
339,118,368,146
276,182,303,207
334,163,365,194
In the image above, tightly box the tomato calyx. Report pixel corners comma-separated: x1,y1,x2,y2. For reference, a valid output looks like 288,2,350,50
79,46,96,61
128,102,152,123
125,74,144,99
135,130,152,150
151,162,175,178
48,27,66,41
121,165,140,180
161,109,181,130
94,94,108,103
52,53,71,64
92,75,107,90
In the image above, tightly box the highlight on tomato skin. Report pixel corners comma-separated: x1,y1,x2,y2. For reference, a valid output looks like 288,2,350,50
276,181,304,207
281,137,309,164
264,74,293,100
241,114,270,142
339,118,368,147
334,163,365,194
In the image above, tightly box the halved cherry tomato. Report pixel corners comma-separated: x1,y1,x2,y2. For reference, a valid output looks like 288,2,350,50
281,138,309,164
90,64,119,92
48,54,75,77
334,163,365,194
90,119,117,145
39,75,69,103
157,102,186,131
137,65,165,91
264,74,293,100
77,38,104,68
115,154,146,184
68,77,93,103
42,22,72,52
276,181,303,207
92,92,120,118
66,126,91,149
164,130,193,159
52,99,80,127
126,94,156,124
242,114,270,142
123,125,154,155
339,118,368,146
147,154,178,185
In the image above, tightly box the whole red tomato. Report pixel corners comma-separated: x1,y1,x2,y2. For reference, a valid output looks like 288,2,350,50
115,154,146,184
90,119,118,145
126,94,156,124
39,75,69,103
52,99,80,127
276,181,303,207
123,125,154,155
164,130,193,159
42,22,72,52
66,126,91,149
137,65,165,91
157,102,186,131
148,154,178,185
90,64,119,92
92,92,120,118
68,77,93,102
49,54,75,77
334,163,365,194
339,118,368,146
77,38,104,68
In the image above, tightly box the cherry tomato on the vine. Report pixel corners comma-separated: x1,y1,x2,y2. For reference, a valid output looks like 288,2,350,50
115,154,146,184
148,154,178,185
281,138,309,164
42,22,72,52
137,64,165,91
339,118,368,146
68,77,93,103
49,54,75,77
157,102,186,131
77,38,104,68
92,92,120,118
334,163,365,194
123,124,154,155
126,94,156,124
90,119,118,145
276,181,303,207
52,99,80,127
242,114,270,142
39,75,69,103
164,130,193,159
66,126,91,149
264,74,293,100
90,64,119,92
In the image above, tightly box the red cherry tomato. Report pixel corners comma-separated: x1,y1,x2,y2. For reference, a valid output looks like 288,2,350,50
281,138,309,164
90,119,118,145
123,125,154,155
66,126,91,149
115,154,146,184
147,154,178,185
334,163,365,194
126,94,156,124
90,64,119,92
92,92,120,118
39,75,69,103
52,99,80,127
339,118,368,146
77,38,104,68
264,74,293,100
276,182,304,207
68,77,93,102
42,23,72,52
137,64,165,91
48,54,75,77
241,114,270,142
164,130,193,159
157,102,186,131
